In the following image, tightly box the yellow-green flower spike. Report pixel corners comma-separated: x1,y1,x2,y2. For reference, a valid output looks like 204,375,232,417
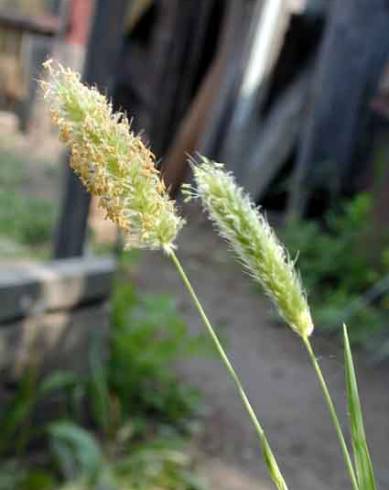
41,60,184,251
188,157,313,338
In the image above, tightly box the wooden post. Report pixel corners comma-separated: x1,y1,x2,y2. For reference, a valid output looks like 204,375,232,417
148,0,219,156
240,68,311,200
288,0,389,219
220,0,293,180
199,0,248,158
54,0,129,258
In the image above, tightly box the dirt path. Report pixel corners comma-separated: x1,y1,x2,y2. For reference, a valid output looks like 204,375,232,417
135,206,389,490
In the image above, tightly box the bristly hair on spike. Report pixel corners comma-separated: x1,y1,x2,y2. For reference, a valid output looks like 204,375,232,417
40,60,184,251
187,156,313,338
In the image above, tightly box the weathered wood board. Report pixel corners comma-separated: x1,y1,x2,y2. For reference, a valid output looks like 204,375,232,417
288,0,389,217
0,256,115,379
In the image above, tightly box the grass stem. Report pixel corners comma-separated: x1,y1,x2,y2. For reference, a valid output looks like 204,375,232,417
303,336,358,490
168,249,288,490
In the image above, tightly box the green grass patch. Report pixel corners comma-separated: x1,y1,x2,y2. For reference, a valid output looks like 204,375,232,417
0,147,57,257
0,191,55,247
0,263,207,490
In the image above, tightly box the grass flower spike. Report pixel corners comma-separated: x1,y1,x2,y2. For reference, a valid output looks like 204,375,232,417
42,62,289,489
41,60,375,489
191,157,361,489
190,157,313,338
41,60,183,251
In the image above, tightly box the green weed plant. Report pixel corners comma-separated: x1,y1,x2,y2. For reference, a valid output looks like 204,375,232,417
0,278,205,490
282,194,388,357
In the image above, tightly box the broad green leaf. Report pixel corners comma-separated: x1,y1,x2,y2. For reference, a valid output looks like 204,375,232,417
48,421,102,481
344,324,377,490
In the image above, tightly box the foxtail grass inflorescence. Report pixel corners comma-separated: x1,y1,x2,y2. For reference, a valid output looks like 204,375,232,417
42,64,376,487
42,63,372,487
189,157,360,490
41,62,288,490
187,157,313,339
41,60,183,252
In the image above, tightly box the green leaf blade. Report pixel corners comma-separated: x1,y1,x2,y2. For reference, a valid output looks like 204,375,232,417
260,435,289,490
343,324,377,490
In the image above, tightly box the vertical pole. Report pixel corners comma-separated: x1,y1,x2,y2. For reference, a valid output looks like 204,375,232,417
220,0,292,179
54,0,129,258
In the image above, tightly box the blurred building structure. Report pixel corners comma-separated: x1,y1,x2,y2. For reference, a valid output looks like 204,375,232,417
0,0,387,243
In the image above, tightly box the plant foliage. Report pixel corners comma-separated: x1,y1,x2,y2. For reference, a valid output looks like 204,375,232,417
0,275,205,490
343,325,377,490
282,194,388,354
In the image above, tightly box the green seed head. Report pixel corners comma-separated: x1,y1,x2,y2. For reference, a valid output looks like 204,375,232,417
188,157,313,338
41,60,183,251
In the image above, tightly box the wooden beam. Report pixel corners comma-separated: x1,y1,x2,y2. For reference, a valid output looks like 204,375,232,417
54,0,129,258
0,257,115,323
288,0,389,218
240,68,311,200
0,9,61,36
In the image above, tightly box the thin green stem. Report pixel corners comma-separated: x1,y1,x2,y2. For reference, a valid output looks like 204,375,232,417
303,336,358,490
168,249,288,490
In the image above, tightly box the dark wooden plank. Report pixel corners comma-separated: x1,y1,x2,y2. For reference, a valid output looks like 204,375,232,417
148,0,221,157
161,0,246,193
288,0,389,218
146,0,183,154
199,0,249,158
240,68,311,199
171,0,216,124
54,0,130,258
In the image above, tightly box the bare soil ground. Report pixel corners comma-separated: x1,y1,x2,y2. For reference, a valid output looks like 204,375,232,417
135,205,389,490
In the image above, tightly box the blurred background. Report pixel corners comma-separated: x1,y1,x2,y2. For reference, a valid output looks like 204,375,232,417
0,0,388,489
